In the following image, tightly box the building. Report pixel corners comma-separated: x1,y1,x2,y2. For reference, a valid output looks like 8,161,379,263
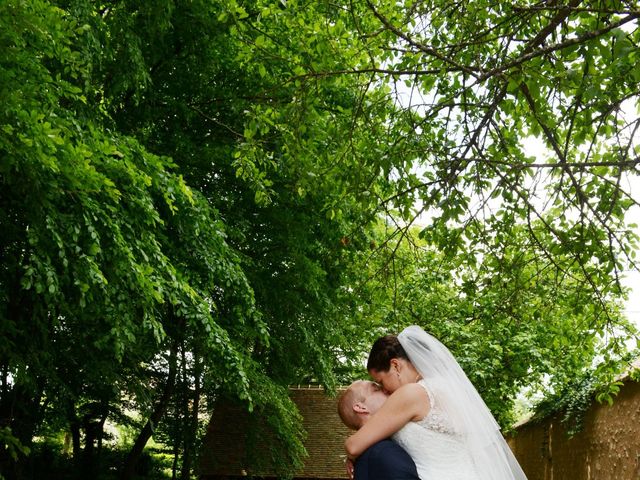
199,387,350,479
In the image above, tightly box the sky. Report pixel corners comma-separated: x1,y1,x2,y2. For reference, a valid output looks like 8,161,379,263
393,76,640,335
521,138,640,332
621,205,640,330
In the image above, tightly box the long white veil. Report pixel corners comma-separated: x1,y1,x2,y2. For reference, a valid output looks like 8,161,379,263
398,325,527,480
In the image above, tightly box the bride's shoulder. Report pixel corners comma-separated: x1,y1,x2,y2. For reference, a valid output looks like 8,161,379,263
393,382,431,406
388,382,431,421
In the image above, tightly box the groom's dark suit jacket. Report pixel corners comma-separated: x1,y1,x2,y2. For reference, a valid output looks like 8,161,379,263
354,439,420,480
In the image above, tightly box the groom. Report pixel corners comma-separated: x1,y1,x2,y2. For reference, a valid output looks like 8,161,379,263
338,380,419,480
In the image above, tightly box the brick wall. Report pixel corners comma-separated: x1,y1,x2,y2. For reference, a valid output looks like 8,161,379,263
291,388,351,478
199,388,350,479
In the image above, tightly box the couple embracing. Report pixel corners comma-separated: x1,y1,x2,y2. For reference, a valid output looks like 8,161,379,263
338,326,527,480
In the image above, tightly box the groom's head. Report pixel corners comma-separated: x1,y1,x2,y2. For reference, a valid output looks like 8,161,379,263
338,380,388,430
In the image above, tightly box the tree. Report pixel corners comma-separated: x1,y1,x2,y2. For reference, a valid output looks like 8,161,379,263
224,0,640,300
2,1,390,477
67,1,395,473
2,0,639,477
220,0,640,403
0,2,263,477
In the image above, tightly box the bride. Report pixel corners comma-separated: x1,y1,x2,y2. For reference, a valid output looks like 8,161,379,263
345,325,527,480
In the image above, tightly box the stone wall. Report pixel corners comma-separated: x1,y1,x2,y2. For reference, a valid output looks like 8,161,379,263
507,379,640,480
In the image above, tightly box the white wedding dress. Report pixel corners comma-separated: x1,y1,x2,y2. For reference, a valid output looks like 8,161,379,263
394,326,527,480
392,379,480,479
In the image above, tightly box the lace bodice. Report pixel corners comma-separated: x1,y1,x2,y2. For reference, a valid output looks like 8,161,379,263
392,379,480,480
418,381,459,435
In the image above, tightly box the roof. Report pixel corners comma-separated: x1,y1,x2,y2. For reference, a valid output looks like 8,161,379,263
199,387,351,479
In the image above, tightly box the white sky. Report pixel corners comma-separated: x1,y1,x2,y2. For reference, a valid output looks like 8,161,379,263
521,138,640,332
392,69,640,336
621,207,640,329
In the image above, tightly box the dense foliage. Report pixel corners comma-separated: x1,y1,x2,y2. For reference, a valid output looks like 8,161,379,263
0,1,375,477
246,0,640,422
1,0,639,479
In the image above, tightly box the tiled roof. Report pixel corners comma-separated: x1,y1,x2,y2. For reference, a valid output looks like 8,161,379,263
199,387,350,479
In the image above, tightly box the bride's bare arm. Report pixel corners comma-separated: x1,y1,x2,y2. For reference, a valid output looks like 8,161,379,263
344,383,430,459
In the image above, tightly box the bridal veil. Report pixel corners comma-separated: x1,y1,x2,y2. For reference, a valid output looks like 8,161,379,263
398,325,527,480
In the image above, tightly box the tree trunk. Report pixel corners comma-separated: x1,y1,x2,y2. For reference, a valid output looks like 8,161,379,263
119,338,179,480
171,399,180,480
97,414,107,457
0,288,41,479
63,432,70,456
82,417,97,478
7,377,44,477
70,421,81,457
179,342,190,480
172,442,179,480
67,402,81,459
181,347,202,480
1,363,7,400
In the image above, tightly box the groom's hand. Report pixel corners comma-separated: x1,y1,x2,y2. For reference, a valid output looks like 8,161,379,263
346,457,355,479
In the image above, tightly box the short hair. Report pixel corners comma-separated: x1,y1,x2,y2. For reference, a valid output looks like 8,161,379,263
366,334,408,372
337,381,367,430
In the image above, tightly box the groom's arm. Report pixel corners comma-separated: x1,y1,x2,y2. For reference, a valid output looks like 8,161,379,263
356,439,419,480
